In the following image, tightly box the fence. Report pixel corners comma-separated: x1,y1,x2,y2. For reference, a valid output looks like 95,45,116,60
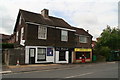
2,48,25,65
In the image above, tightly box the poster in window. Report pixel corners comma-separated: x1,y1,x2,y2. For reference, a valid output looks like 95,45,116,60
47,48,53,56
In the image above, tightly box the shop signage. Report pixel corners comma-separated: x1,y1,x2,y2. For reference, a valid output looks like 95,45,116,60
74,48,92,52
47,48,53,56
55,47,69,51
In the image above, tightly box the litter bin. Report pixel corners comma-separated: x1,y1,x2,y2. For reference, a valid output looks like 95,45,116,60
93,55,96,61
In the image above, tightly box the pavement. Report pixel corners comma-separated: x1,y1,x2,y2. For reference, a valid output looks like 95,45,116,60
1,61,117,74
1,63,76,74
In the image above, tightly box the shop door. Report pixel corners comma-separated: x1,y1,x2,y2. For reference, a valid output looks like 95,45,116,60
29,48,35,64
69,51,72,63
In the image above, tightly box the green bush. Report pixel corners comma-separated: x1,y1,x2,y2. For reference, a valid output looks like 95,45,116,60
1,43,14,49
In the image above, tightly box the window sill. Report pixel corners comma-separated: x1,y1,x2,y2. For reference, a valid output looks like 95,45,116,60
37,59,46,61
38,38,47,40
59,60,66,61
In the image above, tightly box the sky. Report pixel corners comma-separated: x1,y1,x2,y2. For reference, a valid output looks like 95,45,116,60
0,0,119,40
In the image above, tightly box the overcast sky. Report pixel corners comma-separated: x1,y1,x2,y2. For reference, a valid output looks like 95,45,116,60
0,0,119,40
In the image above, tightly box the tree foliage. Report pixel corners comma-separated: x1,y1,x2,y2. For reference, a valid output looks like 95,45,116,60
94,26,120,60
96,26,120,50
1,43,14,49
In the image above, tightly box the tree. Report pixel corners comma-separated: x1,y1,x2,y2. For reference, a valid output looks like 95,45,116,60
94,26,120,61
97,26,120,50
1,43,14,49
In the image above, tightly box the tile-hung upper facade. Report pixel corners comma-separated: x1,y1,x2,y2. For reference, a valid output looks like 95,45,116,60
72,27,93,63
13,9,92,64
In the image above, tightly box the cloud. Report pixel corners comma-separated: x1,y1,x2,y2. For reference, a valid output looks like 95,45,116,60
0,0,119,40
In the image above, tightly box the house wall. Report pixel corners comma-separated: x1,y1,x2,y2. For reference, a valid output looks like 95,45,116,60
25,24,75,48
14,14,27,47
55,29,75,48
25,24,56,46
75,35,92,48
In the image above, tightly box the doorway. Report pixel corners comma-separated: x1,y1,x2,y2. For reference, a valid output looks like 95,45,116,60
29,48,35,64
69,51,72,63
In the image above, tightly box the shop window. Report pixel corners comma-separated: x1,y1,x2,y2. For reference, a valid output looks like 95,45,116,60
76,52,83,59
59,51,66,61
84,52,90,58
76,52,90,59
37,48,46,61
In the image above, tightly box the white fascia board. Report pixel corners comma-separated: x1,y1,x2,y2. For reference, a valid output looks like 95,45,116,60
26,46,47,48
26,22,55,28
75,34,90,38
26,22,40,25
56,27,76,32
26,22,76,32
75,34,79,36
79,35,90,37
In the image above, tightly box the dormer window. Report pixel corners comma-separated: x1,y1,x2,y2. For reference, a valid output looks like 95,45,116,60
38,25,47,39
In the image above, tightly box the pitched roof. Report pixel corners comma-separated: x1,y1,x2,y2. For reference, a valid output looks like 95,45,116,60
19,9,72,29
0,34,10,40
72,27,92,37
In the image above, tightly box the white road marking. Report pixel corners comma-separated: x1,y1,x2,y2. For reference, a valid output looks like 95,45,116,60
107,62,116,64
65,72,94,78
0,71,12,74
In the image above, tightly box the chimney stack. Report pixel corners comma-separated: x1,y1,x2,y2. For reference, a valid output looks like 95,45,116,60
87,30,89,33
41,9,49,18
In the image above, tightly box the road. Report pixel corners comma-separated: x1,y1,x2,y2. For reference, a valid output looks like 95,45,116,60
2,62,118,79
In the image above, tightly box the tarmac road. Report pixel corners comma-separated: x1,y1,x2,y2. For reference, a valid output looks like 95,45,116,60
2,62,118,79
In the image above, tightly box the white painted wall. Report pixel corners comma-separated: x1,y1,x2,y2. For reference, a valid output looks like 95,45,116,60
55,51,69,63
20,27,25,46
25,46,54,64
25,46,29,64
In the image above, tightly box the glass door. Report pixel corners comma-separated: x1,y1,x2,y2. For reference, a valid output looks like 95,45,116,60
29,48,35,64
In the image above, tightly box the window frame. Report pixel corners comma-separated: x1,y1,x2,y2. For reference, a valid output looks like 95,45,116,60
79,35,87,43
59,51,66,61
61,30,68,42
19,16,22,25
21,27,24,40
38,25,47,40
37,48,46,61
16,31,18,41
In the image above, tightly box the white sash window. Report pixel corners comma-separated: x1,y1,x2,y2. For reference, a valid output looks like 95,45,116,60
38,25,47,39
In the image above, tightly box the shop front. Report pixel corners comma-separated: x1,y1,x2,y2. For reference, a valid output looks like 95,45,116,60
73,48,92,63
25,46,54,64
55,47,71,63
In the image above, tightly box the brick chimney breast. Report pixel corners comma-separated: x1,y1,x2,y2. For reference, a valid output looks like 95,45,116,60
41,9,49,18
